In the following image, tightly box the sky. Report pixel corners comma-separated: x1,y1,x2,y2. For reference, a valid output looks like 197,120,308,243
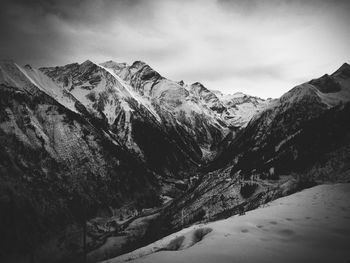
1,0,349,98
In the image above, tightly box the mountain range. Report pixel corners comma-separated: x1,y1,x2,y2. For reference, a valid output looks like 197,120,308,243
0,59,349,263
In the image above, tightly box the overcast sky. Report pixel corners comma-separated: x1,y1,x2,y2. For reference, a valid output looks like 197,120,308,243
1,0,349,98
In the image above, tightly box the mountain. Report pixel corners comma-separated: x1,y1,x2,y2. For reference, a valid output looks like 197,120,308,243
210,63,350,175
100,60,268,159
1,58,350,263
40,60,201,177
0,60,164,261
39,59,269,163
99,61,226,160
0,58,272,262
213,90,272,128
154,63,350,236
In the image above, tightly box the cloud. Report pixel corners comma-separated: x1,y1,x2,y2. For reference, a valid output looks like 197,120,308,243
0,0,349,98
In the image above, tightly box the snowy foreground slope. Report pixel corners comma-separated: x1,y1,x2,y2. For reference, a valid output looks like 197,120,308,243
103,183,350,263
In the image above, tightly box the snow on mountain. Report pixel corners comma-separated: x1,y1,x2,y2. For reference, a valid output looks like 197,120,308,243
100,61,231,160
19,64,80,113
41,60,161,126
40,60,161,155
101,60,268,129
207,89,273,126
0,60,79,113
0,60,34,89
211,62,350,177
187,82,226,114
100,60,271,160
256,63,350,139
279,63,350,108
217,91,272,128
101,60,271,126
239,62,350,143
98,63,161,122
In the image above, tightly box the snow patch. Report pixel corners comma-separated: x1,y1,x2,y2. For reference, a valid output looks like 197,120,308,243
16,64,79,113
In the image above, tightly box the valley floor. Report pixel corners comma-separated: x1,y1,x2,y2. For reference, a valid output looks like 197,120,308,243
102,183,350,263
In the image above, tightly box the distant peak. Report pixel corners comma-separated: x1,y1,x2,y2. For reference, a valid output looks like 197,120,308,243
81,59,94,66
192,82,204,87
332,62,350,78
336,62,350,72
233,92,246,96
131,60,147,69
24,64,33,70
101,60,129,69
191,82,211,93
79,60,98,72
191,83,217,98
